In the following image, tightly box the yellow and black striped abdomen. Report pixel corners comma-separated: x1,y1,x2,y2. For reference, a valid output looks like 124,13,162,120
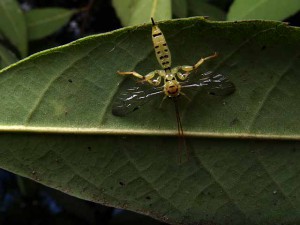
152,24,171,70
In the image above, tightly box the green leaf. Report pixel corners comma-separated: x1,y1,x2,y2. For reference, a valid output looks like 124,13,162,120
0,43,18,68
172,0,188,18
0,18,300,225
228,0,300,21
209,0,232,11
112,0,171,26
0,0,27,57
187,0,226,20
25,8,77,41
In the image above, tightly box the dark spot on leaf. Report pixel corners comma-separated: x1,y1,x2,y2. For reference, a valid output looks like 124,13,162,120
261,45,266,50
146,196,151,200
68,79,73,83
87,146,92,151
119,181,125,186
209,91,216,96
230,118,239,126
133,107,139,112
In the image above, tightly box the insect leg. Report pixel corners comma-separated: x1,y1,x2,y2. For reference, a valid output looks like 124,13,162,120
117,71,144,79
118,70,164,86
159,95,167,108
175,52,218,81
192,52,218,70
142,70,165,86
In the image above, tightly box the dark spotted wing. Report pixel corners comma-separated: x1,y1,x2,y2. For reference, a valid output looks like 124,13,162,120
112,84,164,117
182,71,235,96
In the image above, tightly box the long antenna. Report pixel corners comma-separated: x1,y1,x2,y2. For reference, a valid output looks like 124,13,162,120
173,98,188,163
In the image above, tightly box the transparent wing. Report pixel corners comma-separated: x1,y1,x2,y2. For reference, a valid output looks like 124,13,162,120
182,71,235,96
112,84,164,117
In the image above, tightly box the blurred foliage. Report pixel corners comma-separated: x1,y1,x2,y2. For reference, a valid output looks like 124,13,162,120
0,0,299,69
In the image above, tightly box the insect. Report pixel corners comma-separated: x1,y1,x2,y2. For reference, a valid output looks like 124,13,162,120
113,18,235,162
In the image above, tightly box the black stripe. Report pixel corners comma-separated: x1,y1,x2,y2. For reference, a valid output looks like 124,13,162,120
153,32,162,37
164,49,168,52
155,45,159,48
164,67,171,71
163,43,167,46
164,55,169,58
159,56,164,60
157,51,161,54
162,61,169,65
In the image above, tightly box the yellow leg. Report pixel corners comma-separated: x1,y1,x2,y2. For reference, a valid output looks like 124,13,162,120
193,52,218,70
117,71,144,79
175,52,218,81
117,70,162,86
180,52,218,73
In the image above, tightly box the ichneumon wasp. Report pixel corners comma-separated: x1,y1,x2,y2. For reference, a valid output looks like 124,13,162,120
112,18,235,163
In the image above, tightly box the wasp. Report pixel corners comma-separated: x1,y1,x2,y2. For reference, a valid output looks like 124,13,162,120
113,18,235,162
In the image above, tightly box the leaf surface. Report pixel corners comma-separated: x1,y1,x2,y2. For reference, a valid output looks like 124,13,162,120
0,18,300,225
228,0,300,21
0,43,18,68
0,0,27,57
26,8,77,41
112,0,171,26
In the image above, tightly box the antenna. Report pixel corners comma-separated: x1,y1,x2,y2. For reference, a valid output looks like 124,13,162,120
151,17,155,26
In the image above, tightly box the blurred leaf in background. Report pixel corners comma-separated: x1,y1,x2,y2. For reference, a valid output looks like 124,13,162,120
186,0,226,20
0,0,77,69
0,0,27,58
0,43,18,68
25,7,78,41
112,0,172,26
172,0,188,18
228,0,300,21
